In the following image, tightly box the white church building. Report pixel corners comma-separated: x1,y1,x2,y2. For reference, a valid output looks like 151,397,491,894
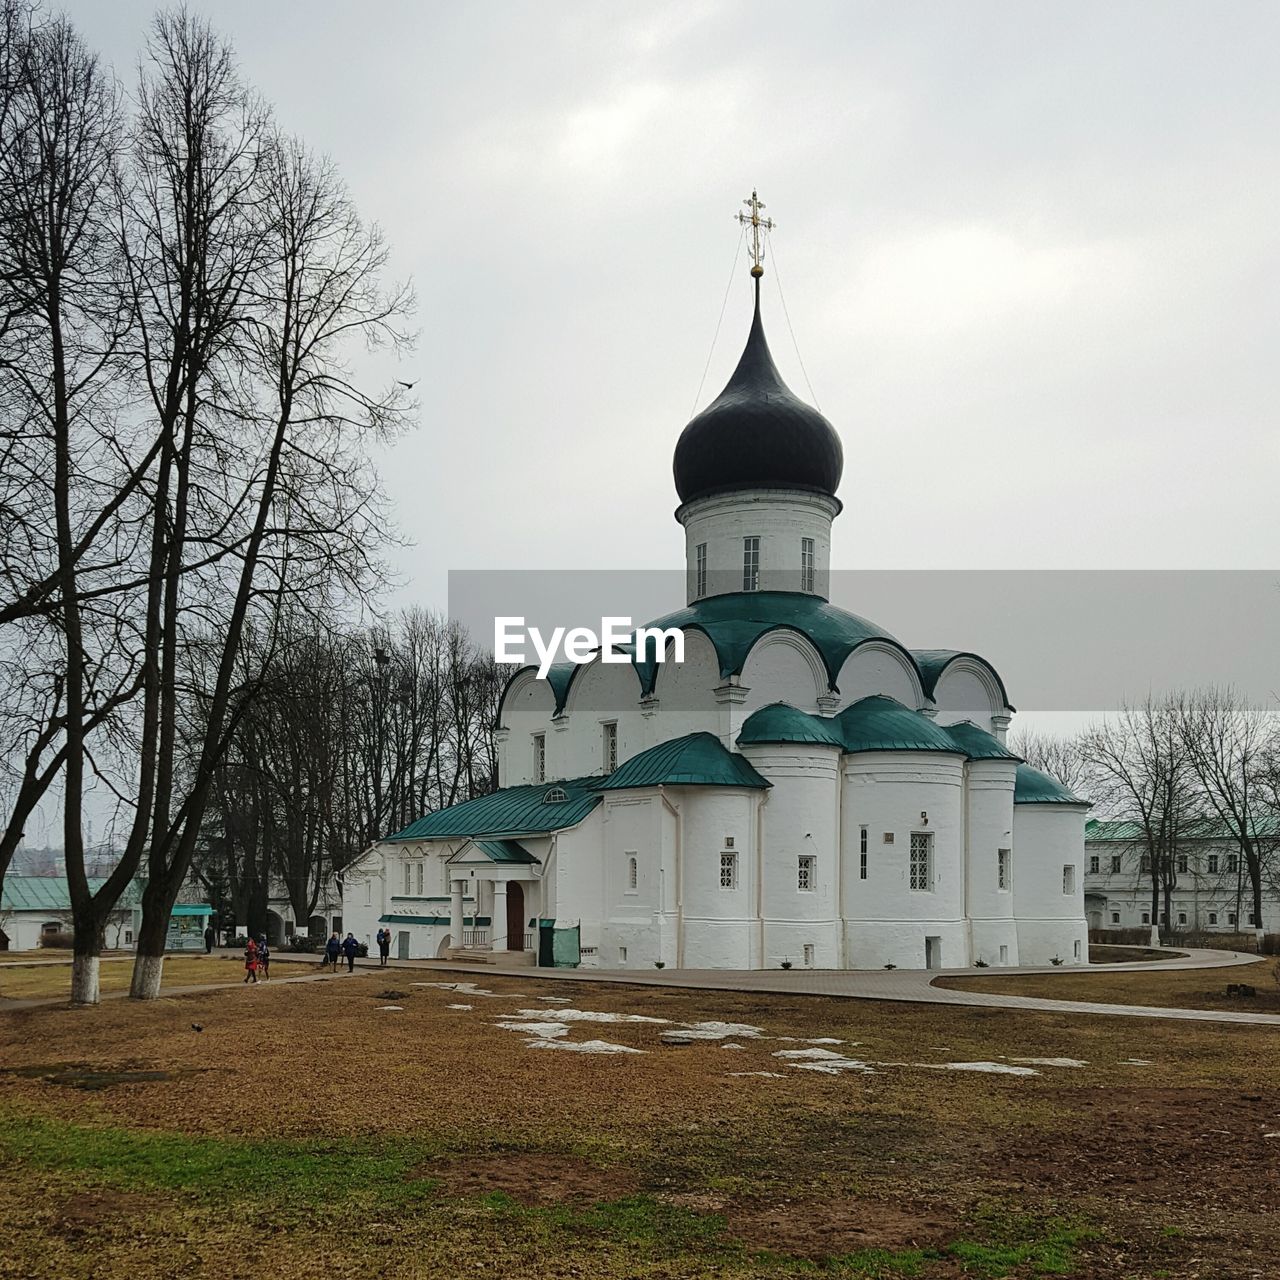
343,204,1089,971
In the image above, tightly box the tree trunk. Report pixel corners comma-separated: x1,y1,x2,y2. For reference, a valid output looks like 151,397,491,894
70,932,102,1006
129,886,169,998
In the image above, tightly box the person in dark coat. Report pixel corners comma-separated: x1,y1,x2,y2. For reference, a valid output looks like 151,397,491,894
341,932,359,973
324,932,341,972
203,925,215,954
377,926,391,967
257,934,270,980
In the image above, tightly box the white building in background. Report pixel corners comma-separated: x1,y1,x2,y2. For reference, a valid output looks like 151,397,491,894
1084,817,1280,936
343,207,1090,971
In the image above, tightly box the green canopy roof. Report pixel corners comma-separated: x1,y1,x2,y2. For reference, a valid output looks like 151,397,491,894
387,780,600,841
1014,764,1088,806
467,839,539,864
632,592,907,696
941,720,1021,762
737,702,845,748
595,732,770,791
1086,814,1280,841
0,876,145,913
836,696,965,755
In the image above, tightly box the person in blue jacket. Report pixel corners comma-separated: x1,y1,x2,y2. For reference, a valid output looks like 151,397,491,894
324,932,341,972
340,932,359,973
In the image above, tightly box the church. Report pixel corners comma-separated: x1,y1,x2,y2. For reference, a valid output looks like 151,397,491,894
342,196,1090,971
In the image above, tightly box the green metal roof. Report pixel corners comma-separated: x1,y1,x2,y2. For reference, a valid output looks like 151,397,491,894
911,649,1011,709
1085,814,1280,841
379,914,491,927
633,592,908,696
1014,764,1088,806
941,720,1021,762
0,876,145,913
836,696,965,755
170,904,212,917
595,732,770,791
737,702,845,748
387,780,600,841
469,839,539,864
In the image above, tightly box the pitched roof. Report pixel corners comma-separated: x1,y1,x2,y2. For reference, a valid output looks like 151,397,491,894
836,696,965,755
387,780,600,841
0,876,145,913
595,732,770,791
1014,764,1088,806
468,839,539,864
1085,814,1280,841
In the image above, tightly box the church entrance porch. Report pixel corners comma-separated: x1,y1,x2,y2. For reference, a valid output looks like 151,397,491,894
445,872,539,967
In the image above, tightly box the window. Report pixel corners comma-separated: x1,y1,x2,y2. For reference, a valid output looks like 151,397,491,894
1160,911,1168,927
364,881,372,907
742,536,760,591
803,943,815,967
1062,865,1076,895
403,863,411,895
1177,854,1189,874
125,929,134,945
415,862,425,896
1111,855,1122,873
1141,911,1150,925
720,852,738,890
1207,854,1219,874
859,827,868,880
1177,911,1187,926
1227,854,1239,873
1140,855,1151,873
797,855,815,892
909,832,933,892
602,721,618,775
997,848,1011,892
1208,912,1218,926
619,946,627,964
1248,911,1258,927
1088,855,1099,874
695,542,707,598
1228,912,1237,926
800,537,815,592
1110,911,1121,924
533,732,546,784
626,853,638,892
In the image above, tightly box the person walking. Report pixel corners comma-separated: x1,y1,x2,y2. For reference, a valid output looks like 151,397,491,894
242,936,259,984
341,931,359,973
325,932,341,973
257,934,270,980
377,926,391,967
203,924,215,954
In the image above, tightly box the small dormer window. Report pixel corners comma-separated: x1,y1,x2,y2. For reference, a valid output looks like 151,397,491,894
742,536,760,591
542,786,568,804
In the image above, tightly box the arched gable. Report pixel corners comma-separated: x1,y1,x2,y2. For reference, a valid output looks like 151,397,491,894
930,655,1009,730
834,640,925,710
740,630,828,716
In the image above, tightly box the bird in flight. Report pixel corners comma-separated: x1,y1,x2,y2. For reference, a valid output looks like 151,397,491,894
397,379,416,390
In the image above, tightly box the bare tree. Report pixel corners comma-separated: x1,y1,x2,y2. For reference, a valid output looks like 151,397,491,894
1009,728,1091,798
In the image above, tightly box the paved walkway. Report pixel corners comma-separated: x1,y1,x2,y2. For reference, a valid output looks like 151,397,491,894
4,947,1276,1025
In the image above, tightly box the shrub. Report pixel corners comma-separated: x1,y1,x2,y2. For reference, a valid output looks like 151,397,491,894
39,931,74,949
974,957,989,967
286,936,320,953
780,959,792,969
653,960,665,969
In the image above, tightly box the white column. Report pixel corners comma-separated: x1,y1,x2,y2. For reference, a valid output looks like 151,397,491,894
491,879,508,952
450,878,463,947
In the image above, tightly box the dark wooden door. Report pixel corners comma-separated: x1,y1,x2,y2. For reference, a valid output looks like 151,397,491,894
506,882,525,950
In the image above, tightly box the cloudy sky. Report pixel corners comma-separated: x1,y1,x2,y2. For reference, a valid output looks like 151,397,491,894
62,1,1280,601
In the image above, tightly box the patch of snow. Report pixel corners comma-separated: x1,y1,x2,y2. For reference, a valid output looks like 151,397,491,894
772,1047,876,1075
728,1071,785,1078
922,1061,1039,1076
677,1020,766,1039
509,1007,668,1025
446,1004,473,1011
535,995,572,1003
1264,1132,1280,1139
494,1020,569,1040
526,1038,643,1055
1120,1058,1154,1066
1011,1057,1087,1069
773,1036,846,1045
376,1005,404,1011
720,1043,747,1051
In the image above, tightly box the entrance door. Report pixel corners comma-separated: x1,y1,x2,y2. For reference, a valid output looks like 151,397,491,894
397,931,410,960
506,882,525,951
925,936,941,970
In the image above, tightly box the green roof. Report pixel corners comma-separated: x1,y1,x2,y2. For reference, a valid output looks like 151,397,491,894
170,904,212,917
379,914,491,927
1085,814,1280,841
633,592,907,696
941,720,1021,762
836,696,964,755
387,780,600,841
469,839,539,864
0,876,145,913
912,649,1011,708
738,703,845,748
1014,764,1088,806
595,732,770,791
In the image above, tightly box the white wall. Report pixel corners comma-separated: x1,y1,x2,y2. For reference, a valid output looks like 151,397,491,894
679,489,839,602
964,761,1020,966
1012,803,1091,965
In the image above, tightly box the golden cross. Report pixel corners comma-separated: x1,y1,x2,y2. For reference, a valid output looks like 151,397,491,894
736,189,775,277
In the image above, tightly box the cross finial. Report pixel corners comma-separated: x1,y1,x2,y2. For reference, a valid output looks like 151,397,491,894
736,189,775,278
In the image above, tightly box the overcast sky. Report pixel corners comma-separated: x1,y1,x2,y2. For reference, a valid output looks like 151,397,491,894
61,0,1279,607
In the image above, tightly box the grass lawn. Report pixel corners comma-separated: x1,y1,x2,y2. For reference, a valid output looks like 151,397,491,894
937,958,1280,1012
0,954,244,1001
0,969,1278,1278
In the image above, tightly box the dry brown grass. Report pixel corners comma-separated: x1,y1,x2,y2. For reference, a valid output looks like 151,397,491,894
0,969,1277,1278
0,954,239,1000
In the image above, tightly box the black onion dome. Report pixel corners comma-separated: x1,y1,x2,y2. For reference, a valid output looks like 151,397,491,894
674,282,843,506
